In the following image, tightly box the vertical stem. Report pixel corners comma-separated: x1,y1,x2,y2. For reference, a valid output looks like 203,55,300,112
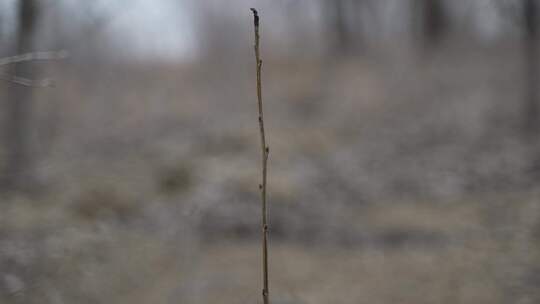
251,8,270,304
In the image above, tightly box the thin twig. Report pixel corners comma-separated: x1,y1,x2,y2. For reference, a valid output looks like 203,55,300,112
251,7,270,304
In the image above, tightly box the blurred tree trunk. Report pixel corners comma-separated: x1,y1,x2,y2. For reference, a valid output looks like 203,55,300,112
324,0,352,55
523,0,539,134
1,0,38,193
419,0,447,48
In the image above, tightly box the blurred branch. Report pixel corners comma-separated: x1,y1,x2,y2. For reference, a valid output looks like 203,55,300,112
0,50,68,66
0,73,54,87
0,51,68,87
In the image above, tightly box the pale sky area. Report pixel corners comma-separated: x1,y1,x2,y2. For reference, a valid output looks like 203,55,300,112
102,0,198,61
0,0,198,61
0,0,512,62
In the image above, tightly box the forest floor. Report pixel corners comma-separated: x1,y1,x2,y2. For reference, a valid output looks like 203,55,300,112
1,43,540,303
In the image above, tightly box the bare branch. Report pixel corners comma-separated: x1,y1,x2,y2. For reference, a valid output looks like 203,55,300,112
0,73,54,87
251,8,270,304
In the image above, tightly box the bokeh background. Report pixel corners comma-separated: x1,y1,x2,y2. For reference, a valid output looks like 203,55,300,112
1,0,540,303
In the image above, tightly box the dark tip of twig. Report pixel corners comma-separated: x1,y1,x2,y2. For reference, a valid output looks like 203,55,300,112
251,8,259,26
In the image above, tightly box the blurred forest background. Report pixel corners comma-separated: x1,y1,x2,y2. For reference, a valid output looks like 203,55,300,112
2,0,540,303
